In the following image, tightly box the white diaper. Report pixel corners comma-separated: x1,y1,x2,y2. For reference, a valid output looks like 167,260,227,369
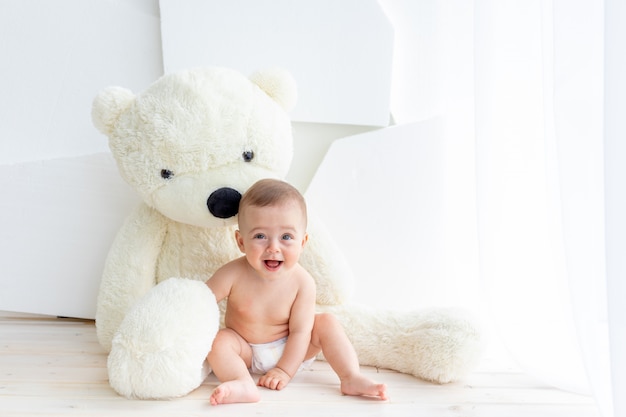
249,336,315,375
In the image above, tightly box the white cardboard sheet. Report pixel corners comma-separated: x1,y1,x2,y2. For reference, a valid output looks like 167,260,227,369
0,0,163,165
305,119,450,311
159,0,394,127
0,154,139,319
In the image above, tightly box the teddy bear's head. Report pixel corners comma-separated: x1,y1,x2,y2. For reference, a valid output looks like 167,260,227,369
92,67,297,228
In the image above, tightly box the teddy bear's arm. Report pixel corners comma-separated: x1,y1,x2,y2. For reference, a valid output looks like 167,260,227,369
95,203,168,351
299,214,356,306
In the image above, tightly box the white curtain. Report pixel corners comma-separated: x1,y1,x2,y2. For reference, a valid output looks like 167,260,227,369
474,0,612,413
603,1,626,417
379,0,623,416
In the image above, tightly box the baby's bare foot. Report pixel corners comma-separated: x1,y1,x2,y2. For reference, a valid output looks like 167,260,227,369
210,380,261,405
340,374,388,400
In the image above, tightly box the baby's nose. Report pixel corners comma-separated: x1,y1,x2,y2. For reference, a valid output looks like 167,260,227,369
266,239,280,252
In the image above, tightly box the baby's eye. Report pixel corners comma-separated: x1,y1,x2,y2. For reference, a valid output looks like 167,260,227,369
253,233,266,239
281,234,294,241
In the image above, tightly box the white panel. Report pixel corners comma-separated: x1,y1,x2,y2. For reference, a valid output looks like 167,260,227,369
0,0,163,165
305,119,452,311
159,0,394,127
286,122,377,192
0,154,139,319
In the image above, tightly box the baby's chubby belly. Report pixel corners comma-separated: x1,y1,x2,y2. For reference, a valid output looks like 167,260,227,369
225,312,290,345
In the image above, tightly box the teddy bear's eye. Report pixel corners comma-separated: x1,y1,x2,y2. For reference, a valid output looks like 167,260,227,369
242,151,254,162
160,169,174,180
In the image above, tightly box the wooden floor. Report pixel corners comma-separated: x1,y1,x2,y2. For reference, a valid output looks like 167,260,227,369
0,312,601,417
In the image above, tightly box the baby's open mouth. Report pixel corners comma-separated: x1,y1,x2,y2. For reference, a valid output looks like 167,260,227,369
264,260,283,269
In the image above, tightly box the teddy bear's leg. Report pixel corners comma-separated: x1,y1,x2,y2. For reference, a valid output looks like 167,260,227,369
106,278,220,399
320,304,483,384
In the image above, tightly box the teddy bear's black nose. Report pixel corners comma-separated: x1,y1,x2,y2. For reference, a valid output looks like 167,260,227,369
207,187,242,219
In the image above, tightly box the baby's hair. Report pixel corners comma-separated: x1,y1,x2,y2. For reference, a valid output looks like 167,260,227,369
239,178,307,226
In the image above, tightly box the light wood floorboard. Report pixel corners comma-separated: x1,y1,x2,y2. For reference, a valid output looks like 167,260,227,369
0,312,601,416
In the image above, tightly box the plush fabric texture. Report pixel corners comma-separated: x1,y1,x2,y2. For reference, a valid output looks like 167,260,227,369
91,66,482,399
321,304,483,384
108,278,219,399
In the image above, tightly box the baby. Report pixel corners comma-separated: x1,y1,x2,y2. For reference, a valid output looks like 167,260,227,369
206,178,387,405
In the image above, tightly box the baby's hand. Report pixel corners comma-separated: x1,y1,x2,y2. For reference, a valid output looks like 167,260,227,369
258,367,291,390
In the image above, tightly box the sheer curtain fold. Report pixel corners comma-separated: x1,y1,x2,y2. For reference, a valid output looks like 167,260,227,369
603,1,626,416
381,0,618,415
475,0,588,393
475,0,611,414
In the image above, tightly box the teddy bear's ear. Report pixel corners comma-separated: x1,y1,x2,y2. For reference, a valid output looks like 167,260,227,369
91,86,135,135
249,68,298,112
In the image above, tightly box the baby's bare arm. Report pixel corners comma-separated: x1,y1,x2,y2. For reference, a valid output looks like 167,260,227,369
205,258,243,302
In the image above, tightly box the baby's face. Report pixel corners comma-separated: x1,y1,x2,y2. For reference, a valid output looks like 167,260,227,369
236,201,308,280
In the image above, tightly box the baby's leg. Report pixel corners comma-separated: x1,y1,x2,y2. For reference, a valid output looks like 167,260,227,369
308,313,388,400
207,328,260,405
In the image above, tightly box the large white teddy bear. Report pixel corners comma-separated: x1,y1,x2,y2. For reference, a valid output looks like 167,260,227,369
91,66,482,399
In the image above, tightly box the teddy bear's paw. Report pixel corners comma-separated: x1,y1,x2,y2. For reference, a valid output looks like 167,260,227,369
398,308,483,384
324,305,483,384
107,278,219,399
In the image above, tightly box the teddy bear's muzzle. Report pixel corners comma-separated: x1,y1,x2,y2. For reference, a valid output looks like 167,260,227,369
207,187,242,219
